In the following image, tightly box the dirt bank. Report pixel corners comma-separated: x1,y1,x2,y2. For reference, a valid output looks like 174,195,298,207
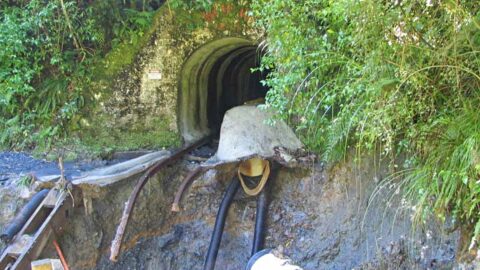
36,153,467,270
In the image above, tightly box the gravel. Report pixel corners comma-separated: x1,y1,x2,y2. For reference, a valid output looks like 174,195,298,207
0,151,129,185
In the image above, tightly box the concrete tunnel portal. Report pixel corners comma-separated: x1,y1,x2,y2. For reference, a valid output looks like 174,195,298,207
178,37,268,142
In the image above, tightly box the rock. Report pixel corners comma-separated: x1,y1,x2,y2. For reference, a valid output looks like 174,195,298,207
19,186,35,199
272,213,282,222
156,225,183,250
291,211,308,224
205,105,303,166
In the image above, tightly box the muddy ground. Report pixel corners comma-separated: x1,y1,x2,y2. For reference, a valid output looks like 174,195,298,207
48,155,467,269
1,151,476,269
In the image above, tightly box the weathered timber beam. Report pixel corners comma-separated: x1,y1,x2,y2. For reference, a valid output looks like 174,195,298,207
0,189,72,270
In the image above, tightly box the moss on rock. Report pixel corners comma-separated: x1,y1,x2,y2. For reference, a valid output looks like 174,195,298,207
65,1,259,157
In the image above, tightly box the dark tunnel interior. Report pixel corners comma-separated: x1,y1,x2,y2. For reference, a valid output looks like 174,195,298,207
206,46,268,134
178,38,269,142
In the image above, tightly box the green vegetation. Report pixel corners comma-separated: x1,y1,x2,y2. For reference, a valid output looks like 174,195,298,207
0,0,95,149
0,0,157,150
17,174,33,187
99,7,155,77
169,0,215,11
78,117,181,158
251,0,480,247
169,0,251,32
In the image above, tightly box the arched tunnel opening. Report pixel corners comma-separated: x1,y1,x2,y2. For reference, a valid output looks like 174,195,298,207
178,38,268,142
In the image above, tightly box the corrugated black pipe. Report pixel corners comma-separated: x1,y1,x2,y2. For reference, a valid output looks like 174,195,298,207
251,188,268,256
203,178,240,270
0,189,49,243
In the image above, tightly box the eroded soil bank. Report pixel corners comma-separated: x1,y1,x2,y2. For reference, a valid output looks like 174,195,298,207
28,154,471,270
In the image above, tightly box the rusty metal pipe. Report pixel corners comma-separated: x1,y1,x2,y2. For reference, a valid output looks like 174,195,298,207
53,239,70,270
110,137,211,262
172,166,205,212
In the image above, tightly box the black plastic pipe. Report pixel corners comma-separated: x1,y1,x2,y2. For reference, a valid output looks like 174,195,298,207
250,164,279,257
251,188,268,256
203,178,240,270
1,189,49,243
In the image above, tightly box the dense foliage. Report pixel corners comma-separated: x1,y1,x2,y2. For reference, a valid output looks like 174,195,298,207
169,0,214,11
251,0,480,245
0,0,157,149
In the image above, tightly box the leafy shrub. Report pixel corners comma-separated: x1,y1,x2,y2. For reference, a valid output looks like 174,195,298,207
169,0,215,11
251,0,480,245
0,0,157,149
0,0,95,148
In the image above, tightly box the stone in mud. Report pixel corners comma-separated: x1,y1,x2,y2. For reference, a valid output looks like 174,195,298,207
206,105,303,165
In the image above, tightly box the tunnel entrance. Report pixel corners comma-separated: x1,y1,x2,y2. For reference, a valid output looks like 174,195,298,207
178,38,268,142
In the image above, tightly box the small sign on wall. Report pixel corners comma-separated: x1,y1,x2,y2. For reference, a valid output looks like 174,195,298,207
148,70,162,80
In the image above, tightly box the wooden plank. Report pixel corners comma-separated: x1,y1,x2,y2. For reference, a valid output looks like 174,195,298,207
0,189,54,269
22,208,53,235
4,235,33,257
11,191,71,270
0,189,71,270
43,190,60,208
11,190,56,240
0,254,16,270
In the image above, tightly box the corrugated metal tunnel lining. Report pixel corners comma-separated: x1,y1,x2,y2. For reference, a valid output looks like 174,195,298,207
178,38,267,142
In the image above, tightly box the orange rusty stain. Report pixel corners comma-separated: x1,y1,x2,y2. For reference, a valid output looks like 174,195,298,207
98,211,251,264
221,3,233,14
239,8,248,19
101,214,198,257
202,6,218,22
